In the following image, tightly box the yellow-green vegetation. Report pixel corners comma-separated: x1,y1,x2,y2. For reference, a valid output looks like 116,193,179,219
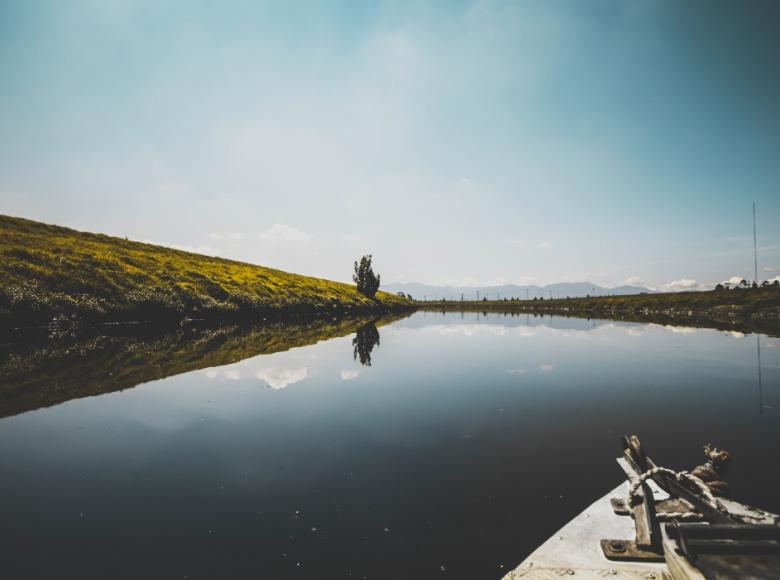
0,215,412,325
0,314,404,418
420,287,780,336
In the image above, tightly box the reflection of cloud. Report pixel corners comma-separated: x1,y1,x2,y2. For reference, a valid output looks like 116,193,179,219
340,369,360,381
225,369,241,380
727,331,745,339
261,223,310,243
204,369,219,378
539,364,554,372
256,367,309,390
624,327,644,337
664,325,698,335
507,368,527,375
427,324,518,337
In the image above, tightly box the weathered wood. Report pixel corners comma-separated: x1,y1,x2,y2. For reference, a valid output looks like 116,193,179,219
616,456,661,549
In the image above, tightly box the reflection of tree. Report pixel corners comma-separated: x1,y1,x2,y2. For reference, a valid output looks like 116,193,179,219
352,322,380,366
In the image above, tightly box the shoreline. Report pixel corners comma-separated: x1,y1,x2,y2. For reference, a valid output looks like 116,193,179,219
416,287,780,337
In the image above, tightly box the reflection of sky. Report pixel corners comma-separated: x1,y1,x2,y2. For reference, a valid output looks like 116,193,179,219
0,312,778,578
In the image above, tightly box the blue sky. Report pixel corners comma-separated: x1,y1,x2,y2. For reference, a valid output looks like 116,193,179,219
1,0,779,290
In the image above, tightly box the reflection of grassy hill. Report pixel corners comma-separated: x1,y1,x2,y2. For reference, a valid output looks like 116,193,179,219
0,215,412,325
0,315,405,419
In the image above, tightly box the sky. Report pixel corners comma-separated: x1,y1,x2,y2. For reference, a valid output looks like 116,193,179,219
1,0,779,290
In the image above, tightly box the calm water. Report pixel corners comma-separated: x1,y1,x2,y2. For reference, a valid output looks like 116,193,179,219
1,312,778,579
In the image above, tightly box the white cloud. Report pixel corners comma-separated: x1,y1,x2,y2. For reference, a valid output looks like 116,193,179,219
506,368,527,375
146,241,221,256
537,242,553,249
174,244,221,256
661,279,697,292
763,266,779,273
539,363,554,372
621,276,645,286
340,369,360,381
228,232,246,240
256,367,309,390
208,233,222,241
261,223,310,243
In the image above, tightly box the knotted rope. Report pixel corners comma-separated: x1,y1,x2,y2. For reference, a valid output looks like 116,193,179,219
627,466,725,521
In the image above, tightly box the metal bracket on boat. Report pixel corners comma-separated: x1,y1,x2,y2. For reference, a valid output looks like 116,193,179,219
600,538,664,561
601,436,665,562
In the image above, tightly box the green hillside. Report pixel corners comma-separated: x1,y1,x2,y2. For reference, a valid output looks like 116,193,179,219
0,215,412,325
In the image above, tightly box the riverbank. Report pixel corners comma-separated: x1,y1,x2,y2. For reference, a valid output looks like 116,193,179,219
0,215,413,328
418,287,780,336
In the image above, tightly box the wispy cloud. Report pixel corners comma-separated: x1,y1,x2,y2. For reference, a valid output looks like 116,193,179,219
256,367,309,390
340,369,360,381
661,278,698,292
145,240,221,256
260,224,310,243
621,276,646,286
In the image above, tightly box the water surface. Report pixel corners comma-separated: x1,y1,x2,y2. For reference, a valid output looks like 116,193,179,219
1,312,778,579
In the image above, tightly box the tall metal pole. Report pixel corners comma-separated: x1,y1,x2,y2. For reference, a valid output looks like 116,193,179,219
753,201,759,284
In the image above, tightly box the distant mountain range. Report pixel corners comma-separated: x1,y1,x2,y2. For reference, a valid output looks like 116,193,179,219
382,281,656,300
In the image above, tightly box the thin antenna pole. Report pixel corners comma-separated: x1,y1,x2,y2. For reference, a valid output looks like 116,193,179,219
753,202,759,284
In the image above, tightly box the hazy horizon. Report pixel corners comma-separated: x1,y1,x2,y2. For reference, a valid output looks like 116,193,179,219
2,1,779,290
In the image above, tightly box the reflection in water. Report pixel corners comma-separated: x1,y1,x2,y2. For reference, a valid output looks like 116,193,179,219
0,314,402,419
758,333,764,413
0,312,778,579
352,321,380,366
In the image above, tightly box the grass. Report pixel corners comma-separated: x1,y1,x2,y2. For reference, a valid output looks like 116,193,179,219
0,215,412,325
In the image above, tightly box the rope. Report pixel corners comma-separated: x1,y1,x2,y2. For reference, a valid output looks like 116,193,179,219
626,466,725,521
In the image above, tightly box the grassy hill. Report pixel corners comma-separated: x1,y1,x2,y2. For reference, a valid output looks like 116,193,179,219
0,215,412,326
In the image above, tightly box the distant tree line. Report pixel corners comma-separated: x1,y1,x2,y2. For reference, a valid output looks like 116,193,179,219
715,279,779,291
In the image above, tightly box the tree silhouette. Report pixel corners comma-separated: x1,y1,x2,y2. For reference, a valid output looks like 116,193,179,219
353,322,380,366
353,255,381,298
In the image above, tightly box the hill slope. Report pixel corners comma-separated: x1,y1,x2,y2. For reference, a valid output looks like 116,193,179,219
0,215,411,325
